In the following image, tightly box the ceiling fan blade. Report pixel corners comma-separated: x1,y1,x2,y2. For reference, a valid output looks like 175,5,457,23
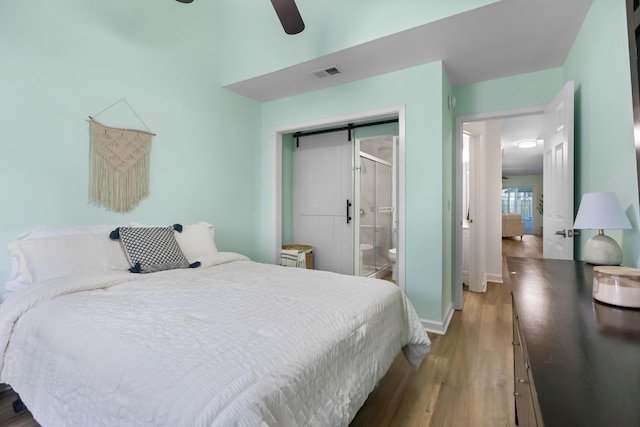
270,0,305,35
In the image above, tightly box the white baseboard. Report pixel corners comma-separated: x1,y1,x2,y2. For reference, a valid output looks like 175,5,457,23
420,302,454,335
486,273,503,283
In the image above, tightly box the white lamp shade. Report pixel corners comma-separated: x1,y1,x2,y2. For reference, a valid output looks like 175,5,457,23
573,192,631,230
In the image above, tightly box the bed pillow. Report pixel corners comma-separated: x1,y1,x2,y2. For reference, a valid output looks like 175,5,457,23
129,221,219,267
111,225,200,274
174,222,219,267
15,224,122,240
5,224,134,291
7,232,131,286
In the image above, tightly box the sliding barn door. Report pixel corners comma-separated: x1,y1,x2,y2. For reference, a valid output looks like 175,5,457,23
294,132,354,274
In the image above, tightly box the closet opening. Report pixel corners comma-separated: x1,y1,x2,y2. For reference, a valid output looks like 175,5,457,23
272,106,406,291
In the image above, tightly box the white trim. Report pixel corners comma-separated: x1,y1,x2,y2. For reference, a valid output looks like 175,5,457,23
354,138,362,277
271,105,407,292
486,273,503,283
420,303,454,335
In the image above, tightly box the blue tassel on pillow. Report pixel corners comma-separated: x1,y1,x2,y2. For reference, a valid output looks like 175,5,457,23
129,262,142,273
109,228,120,240
173,224,183,233
189,261,201,269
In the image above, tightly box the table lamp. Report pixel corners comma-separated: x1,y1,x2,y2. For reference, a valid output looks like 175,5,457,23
573,192,632,265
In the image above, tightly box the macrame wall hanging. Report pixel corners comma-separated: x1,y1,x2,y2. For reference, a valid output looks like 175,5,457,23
88,99,155,213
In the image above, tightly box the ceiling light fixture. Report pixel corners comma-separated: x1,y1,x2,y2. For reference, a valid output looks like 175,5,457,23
517,140,537,149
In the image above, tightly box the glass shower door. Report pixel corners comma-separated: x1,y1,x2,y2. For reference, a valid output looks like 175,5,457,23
374,161,392,271
359,156,376,276
358,153,393,277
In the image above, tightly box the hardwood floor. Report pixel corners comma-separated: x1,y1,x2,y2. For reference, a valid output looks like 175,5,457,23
0,387,38,427
0,236,542,427
501,234,543,258
351,280,515,426
351,234,541,426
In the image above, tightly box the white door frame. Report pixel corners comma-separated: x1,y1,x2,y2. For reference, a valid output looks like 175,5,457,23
271,105,406,292
454,106,544,310
463,128,485,294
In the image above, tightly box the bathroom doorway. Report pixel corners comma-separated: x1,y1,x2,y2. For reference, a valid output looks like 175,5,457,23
274,106,406,291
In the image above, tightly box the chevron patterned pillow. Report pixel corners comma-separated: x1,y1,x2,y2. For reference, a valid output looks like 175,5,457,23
114,226,191,273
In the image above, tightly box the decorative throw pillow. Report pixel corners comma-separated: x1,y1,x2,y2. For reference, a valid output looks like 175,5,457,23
110,225,200,273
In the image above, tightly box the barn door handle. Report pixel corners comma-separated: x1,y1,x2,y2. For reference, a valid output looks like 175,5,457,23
346,199,352,224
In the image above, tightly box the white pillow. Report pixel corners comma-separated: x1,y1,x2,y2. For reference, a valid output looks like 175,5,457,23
5,257,25,291
5,224,129,291
174,222,219,267
7,232,130,286
16,224,121,240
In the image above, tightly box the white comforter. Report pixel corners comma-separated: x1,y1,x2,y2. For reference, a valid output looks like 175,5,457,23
0,253,430,427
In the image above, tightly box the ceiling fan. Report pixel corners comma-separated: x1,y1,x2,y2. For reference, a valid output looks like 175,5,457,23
175,0,305,35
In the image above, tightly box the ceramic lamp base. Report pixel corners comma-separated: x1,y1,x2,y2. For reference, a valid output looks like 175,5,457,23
583,233,623,266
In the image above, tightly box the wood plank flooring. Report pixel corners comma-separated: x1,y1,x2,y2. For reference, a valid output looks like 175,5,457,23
351,277,515,426
0,235,542,426
0,387,37,427
501,234,543,259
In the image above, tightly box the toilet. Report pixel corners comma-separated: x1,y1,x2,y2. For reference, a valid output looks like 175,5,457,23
388,248,397,280
360,243,374,274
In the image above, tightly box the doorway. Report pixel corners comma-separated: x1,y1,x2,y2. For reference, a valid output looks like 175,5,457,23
454,81,575,310
272,106,407,292
457,113,540,305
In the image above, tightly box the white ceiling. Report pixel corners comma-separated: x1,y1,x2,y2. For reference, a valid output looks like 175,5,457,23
224,0,593,102
465,114,544,177
501,115,544,176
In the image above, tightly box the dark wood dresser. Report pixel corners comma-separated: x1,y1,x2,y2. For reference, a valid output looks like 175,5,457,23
507,257,640,427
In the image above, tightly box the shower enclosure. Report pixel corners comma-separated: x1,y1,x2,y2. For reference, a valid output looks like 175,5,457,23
356,136,395,278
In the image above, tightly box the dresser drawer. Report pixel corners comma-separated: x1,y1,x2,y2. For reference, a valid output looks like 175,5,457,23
512,300,540,426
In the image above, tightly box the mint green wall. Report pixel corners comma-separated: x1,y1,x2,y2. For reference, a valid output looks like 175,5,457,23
563,0,640,266
354,123,399,140
0,1,263,288
260,63,448,321
503,175,544,234
218,1,500,85
454,68,565,116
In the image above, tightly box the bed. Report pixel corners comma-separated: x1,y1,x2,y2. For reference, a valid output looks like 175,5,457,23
0,223,430,426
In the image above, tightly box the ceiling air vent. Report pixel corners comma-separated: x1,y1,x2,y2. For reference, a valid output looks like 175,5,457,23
312,67,342,78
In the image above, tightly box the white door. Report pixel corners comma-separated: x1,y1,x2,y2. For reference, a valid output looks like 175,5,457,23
543,81,575,260
294,132,354,274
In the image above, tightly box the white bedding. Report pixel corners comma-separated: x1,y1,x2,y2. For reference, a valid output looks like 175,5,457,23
0,253,430,426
